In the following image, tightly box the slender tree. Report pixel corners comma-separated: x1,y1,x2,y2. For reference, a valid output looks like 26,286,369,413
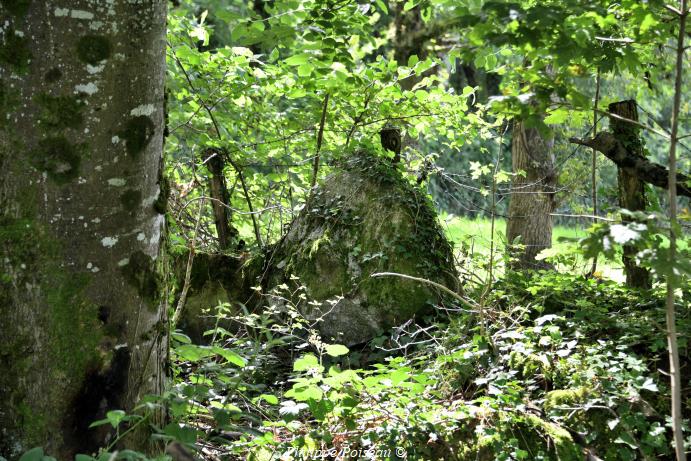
665,1,687,459
0,1,168,457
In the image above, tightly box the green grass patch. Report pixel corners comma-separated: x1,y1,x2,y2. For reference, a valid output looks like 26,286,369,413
441,216,587,248
441,216,625,282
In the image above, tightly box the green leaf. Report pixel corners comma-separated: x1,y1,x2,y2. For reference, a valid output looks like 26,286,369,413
285,384,323,401
74,456,96,461
175,344,213,361
106,409,127,428
88,417,111,428
258,394,279,405
211,346,247,367
639,13,657,33
286,88,307,99
324,344,349,357
484,54,497,70
544,108,570,125
171,331,191,344
297,63,313,77
614,432,638,449
323,368,359,388
18,448,44,461
250,21,265,32
293,353,319,371
403,0,417,11
285,53,311,66
388,368,410,385
163,423,199,445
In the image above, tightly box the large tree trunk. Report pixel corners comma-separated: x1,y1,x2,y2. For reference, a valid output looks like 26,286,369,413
609,100,651,289
0,1,167,458
449,62,501,105
392,3,428,91
506,120,556,270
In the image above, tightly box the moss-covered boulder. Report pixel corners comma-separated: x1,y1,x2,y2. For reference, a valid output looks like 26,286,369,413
269,151,458,345
174,252,263,344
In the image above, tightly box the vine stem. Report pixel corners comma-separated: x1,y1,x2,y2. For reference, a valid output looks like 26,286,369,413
480,122,507,329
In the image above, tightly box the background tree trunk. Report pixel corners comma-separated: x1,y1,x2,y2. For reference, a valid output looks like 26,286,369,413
0,1,167,458
609,100,651,289
204,149,237,251
506,120,556,269
392,3,427,91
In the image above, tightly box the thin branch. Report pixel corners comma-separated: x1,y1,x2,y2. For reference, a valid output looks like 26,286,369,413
590,69,601,276
171,49,263,247
179,196,283,216
595,35,635,43
310,93,330,193
569,134,691,198
172,201,204,327
594,109,670,139
664,4,683,15
550,213,614,222
371,272,478,311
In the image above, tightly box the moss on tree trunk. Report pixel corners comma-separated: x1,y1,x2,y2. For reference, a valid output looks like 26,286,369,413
609,100,651,289
0,1,168,457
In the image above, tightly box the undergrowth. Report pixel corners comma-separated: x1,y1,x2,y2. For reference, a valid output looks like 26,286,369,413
64,273,688,460
16,272,688,461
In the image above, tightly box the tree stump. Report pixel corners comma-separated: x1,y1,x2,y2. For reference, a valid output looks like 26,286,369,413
609,100,651,289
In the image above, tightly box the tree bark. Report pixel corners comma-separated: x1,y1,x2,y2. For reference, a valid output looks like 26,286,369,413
664,3,687,458
506,120,556,270
203,149,237,251
392,3,428,91
449,62,501,105
0,1,167,458
568,133,691,198
608,100,651,289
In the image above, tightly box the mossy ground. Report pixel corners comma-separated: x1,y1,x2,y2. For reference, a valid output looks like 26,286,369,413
0,26,31,73
1,0,31,17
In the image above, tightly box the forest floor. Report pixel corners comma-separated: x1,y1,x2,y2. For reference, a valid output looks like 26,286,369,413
160,214,689,461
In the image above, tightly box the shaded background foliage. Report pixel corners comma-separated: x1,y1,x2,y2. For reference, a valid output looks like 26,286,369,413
166,0,690,256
